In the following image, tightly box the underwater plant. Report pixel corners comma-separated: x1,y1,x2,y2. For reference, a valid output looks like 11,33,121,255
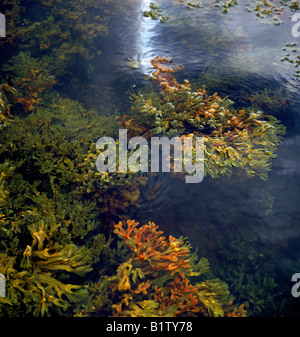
249,88,288,112
0,77,15,130
215,262,284,316
2,52,56,112
80,219,246,317
120,56,285,180
0,0,292,318
0,0,115,78
0,176,94,317
0,60,143,315
0,0,111,48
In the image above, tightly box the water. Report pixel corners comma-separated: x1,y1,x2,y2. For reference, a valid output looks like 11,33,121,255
1,0,300,317
84,0,300,315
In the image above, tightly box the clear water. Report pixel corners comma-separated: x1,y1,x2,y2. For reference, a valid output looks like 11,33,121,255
2,0,300,316
84,0,300,316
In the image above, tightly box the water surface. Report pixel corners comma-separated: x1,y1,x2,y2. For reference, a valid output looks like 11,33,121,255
57,0,300,315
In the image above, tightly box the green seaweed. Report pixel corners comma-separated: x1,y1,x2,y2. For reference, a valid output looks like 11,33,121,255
215,0,238,13
121,57,285,181
280,42,300,81
80,220,246,317
0,63,135,316
0,0,293,318
143,2,169,22
215,263,283,316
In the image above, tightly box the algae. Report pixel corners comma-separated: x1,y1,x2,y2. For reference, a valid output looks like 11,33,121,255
0,0,291,318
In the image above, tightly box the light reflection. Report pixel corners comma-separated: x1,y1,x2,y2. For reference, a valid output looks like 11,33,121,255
135,0,159,73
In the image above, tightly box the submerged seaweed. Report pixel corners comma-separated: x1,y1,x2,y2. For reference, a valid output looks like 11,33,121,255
0,0,296,318
120,56,285,180
80,220,246,317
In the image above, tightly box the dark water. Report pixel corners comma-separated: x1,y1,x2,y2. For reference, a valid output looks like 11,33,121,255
79,0,300,316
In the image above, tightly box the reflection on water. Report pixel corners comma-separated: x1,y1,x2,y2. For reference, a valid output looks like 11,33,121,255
135,0,160,73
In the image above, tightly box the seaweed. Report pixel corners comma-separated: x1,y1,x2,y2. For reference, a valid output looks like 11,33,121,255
0,0,114,78
0,79,15,130
143,2,169,22
120,56,286,181
215,263,283,316
172,0,299,24
0,66,138,316
280,42,300,82
214,0,238,13
81,220,246,317
0,0,292,318
2,52,56,112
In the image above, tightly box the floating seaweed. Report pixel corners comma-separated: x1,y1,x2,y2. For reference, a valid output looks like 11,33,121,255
185,1,203,9
125,57,143,69
174,0,298,23
280,42,300,81
214,0,238,13
245,0,284,24
143,2,169,22
120,56,285,180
